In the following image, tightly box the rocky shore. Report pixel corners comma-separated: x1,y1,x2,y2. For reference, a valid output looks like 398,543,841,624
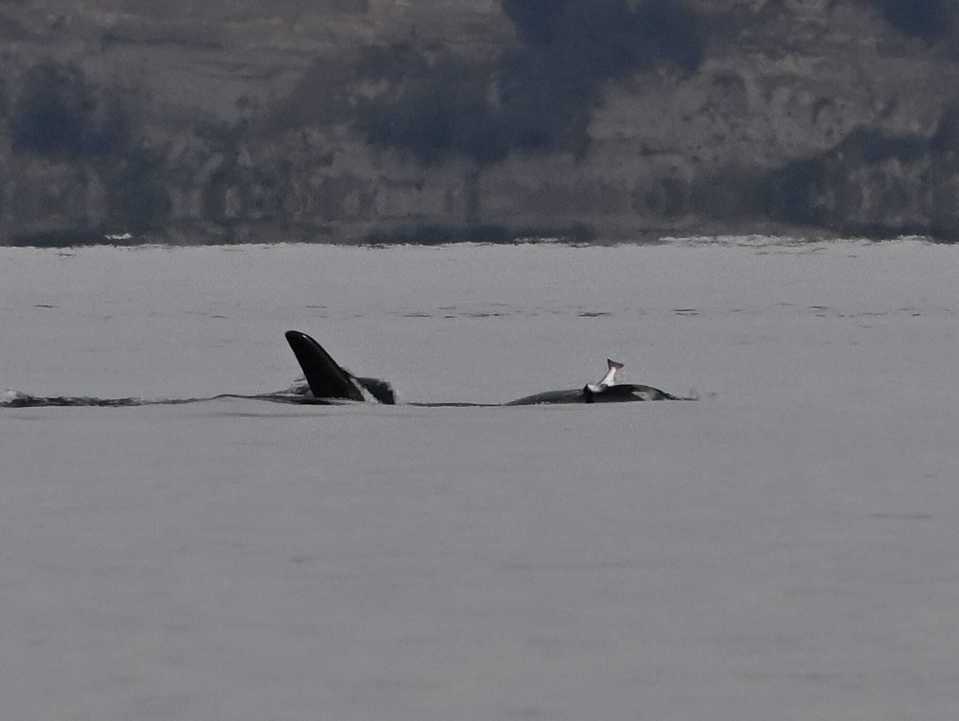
2,0,959,244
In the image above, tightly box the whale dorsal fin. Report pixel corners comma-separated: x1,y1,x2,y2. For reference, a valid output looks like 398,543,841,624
284,330,366,401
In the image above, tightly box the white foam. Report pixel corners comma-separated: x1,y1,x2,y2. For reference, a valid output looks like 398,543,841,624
1,389,28,405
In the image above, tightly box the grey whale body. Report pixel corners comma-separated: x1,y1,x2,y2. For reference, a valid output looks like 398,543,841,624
285,330,684,406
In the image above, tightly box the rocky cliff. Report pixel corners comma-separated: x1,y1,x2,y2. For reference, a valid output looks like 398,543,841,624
3,0,959,244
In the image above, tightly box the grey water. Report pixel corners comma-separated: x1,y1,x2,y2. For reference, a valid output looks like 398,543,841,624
3,239,959,720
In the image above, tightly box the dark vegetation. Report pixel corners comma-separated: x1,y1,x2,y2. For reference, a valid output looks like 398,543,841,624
11,61,130,158
762,127,932,233
352,0,704,165
685,126,940,237
353,47,507,165
495,0,703,155
110,146,172,231
501,0,703,71
8,60,171,232
364,222,594,245
932,103,959,151
871,0,956,41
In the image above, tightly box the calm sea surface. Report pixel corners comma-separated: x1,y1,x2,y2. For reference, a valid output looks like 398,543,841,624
2,238,958,720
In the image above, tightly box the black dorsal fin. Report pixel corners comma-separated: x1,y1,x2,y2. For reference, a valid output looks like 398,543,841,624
284,331,365,401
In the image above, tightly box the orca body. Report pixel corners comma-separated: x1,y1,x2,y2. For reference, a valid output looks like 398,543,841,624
285,330,685,406
506,384,677,405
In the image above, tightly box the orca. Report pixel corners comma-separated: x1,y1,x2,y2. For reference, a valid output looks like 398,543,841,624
284,330,686,406
506,368,679,405
505,358,680,404
284,330,396,404
2,332,690,409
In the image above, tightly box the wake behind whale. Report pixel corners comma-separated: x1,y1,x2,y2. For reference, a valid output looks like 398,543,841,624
0,389,322,408
3,331,693,408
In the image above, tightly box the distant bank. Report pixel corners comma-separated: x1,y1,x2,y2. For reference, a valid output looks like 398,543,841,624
4,1,959,244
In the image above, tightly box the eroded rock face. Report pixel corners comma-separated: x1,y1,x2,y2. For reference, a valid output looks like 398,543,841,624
2,0,959,243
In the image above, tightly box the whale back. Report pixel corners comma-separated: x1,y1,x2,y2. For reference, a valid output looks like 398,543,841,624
507,383,676,405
